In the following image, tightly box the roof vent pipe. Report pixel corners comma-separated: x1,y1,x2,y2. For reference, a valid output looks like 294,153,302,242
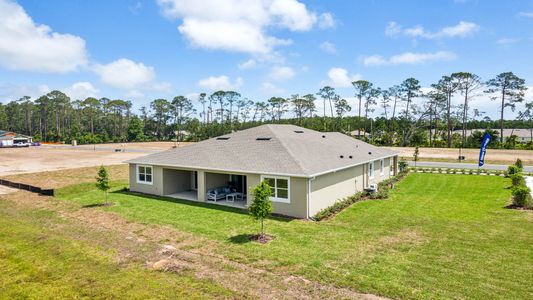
349,155,353,159
340,155,344,158
322,135,326,138
368,152,372,155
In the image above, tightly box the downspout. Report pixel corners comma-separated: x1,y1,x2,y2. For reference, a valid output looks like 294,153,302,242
307,177,314,219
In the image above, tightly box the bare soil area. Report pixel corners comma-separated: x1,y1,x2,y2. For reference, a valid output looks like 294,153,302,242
387,147,533,165
44,141,193,151
0,147,143,177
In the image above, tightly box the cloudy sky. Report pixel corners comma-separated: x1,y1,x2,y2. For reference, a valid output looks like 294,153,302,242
0,0,532,118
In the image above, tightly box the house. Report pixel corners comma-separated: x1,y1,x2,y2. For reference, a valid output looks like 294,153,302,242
456,129,533,143
0,130,33,147
127,124,399,219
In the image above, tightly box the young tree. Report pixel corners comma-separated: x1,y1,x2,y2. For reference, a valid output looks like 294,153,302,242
485,72,527,145
413,146,420,167
127,116,145,141
400,78,421,120
198,93,207,124
249,180,273,238
95,166,111,205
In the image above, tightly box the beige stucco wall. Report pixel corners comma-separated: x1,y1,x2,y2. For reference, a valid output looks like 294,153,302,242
162,169,192,195
246,174,308,219
309,158,393,217
129,157,396,219
129,164,164,195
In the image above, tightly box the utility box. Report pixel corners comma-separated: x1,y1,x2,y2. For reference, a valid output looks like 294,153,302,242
72,140,77,146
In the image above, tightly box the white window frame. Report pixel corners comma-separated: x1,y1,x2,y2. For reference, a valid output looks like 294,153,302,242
260,175,290,204
368,161,374,180
380,159,384,176
137,165,153,185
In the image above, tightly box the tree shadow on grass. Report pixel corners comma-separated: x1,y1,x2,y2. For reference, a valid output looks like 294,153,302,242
82,203,114,208
112,190,293,223
227,234,253,244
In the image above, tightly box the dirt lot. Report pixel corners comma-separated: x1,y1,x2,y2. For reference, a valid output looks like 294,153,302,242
0,147,143,177
43,141,193,151
387,147,533,165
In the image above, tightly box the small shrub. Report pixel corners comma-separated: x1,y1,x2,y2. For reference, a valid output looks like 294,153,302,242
399,159,408,172
510,173,525,187
461,168,465,174
507,165,521,176
469,169,474,175
452,169,457,174
511,186,531,207
515,158,523,169
437,168,442,173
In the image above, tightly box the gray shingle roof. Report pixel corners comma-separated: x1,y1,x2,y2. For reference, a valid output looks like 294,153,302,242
126,124,399,177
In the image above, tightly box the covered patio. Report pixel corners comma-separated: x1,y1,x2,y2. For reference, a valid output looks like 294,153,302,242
163,168,248,209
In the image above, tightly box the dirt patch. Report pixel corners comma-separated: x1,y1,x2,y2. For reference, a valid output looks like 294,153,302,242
2,165,128,189
0,147,142,177
249,234,276,244
387,146,532,165
0,185,17,195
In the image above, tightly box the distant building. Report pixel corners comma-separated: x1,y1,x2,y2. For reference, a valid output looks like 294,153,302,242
0,130,33,147
454,129,533,143
349,130,371,138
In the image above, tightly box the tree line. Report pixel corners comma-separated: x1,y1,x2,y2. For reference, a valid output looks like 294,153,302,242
0,71,531,149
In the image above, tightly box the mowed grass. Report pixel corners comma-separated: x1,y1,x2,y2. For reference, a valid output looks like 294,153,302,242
0,200,235,299
57,173,533,299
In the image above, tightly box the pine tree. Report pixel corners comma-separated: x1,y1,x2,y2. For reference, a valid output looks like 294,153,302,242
95,166,111,205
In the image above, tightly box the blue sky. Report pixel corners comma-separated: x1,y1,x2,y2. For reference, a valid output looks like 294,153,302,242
1,0,532,119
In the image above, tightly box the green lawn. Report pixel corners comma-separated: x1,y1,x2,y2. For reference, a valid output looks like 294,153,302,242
0,200,235,299
57,173,533,299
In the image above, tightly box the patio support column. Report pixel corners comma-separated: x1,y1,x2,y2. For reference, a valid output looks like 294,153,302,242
197,170,206,202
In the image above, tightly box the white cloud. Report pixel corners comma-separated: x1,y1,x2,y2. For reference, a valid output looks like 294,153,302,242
238,59,257,70
198,75,243,90
260,82,284,94
0,0,88,73
362,51,457,66
496,38,519,45
326,67,362,88
156,0,329,54
385,21,479,39
65,82,99,100
0,83,50,102
319,41,336,54
93,59,156,89
318,12,336,29
518,11,533,18
269,65,295,81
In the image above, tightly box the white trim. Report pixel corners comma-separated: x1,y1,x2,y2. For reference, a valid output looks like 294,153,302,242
136,165,153,185
380,159,384,176
260,175,290,204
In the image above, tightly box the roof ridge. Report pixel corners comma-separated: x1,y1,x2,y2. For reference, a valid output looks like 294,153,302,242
267,125,312,176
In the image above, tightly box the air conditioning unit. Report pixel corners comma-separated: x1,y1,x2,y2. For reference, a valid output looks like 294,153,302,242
365,183,378,193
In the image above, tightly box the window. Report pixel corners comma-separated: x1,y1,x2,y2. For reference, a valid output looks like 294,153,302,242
380,159,384,176
137,165,153,184
368,161,374,179
262,176,290,203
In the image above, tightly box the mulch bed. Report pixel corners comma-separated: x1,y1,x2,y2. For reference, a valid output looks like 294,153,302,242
504,204,533,211
249,234,276,244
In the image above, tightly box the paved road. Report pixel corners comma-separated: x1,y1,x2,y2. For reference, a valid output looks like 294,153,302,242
409,161,533,172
